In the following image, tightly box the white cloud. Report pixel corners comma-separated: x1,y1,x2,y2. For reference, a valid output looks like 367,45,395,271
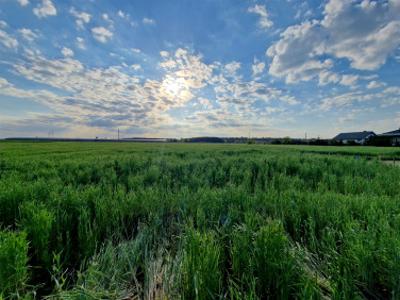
367,80,386,89
267,0,400,83
112,52,122,59
318,70,340,85
70,7,91,29
61,47,74,57
0,20,8,29
0,113,74,138
102,13,114,26
158,48,214,104
3,46,307,137
0,77,64,110
91,27,113,43
224,61,241,77
17,0,29,7
10,50,214,132
130,64,141,71
293,1,312,21
198,97,213,109
160,50,169,57
0,30,18,48
267,21,330,83
76,37,86,50
320,91,372,111
209,60,300,118
18,28,38,42
33,0,57,18
319,85,400,111
117,10,126,18
142,18,156,25
248,4,273,29
380,86,400,107
252,60,265,77
213,77,299,108
323,7,400,70
116,10,132,23
132,48,141,54
340,74,358,87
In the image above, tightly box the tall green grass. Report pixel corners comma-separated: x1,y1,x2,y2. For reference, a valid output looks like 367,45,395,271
0,142,399,299
0,230,29,298
180,229,222,300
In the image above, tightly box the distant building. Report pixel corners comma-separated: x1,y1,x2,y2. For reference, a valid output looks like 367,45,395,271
122,137,167,142
333,131,376,145
379,129,400,146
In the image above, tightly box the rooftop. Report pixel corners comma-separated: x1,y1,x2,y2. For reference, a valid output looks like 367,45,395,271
333,131,376,141
380,129,400,137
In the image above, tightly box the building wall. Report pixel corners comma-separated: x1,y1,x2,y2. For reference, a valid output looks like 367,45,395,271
391,137,400,146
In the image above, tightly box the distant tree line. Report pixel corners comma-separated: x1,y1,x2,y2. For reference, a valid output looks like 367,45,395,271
178,136,399,146
179,136,334,145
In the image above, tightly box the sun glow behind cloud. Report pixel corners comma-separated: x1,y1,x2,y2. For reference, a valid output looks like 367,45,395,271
162,76,190,99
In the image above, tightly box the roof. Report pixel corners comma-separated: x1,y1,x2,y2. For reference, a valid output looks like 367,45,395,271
380,129,400,137
333,131,376,141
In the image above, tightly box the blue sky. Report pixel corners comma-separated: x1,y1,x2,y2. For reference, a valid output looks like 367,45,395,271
0,0,399,138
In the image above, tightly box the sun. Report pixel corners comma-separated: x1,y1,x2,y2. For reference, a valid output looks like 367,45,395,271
165,80,182,95
162,76,187,97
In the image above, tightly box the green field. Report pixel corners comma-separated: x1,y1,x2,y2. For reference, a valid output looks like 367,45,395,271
1,142,400,299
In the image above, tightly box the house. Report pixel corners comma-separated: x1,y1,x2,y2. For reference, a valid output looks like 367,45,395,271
333,131,376,145
379,129,400,146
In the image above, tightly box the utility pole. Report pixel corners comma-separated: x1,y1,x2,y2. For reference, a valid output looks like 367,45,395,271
118,128,120,141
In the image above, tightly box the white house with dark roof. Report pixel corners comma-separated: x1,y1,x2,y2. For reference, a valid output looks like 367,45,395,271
379,129,400,146
333,131,376,145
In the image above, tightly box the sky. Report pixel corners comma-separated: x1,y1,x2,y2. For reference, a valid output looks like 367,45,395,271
0,0,400,139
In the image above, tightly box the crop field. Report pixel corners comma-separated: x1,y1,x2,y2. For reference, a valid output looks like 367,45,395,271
1,142,400,299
